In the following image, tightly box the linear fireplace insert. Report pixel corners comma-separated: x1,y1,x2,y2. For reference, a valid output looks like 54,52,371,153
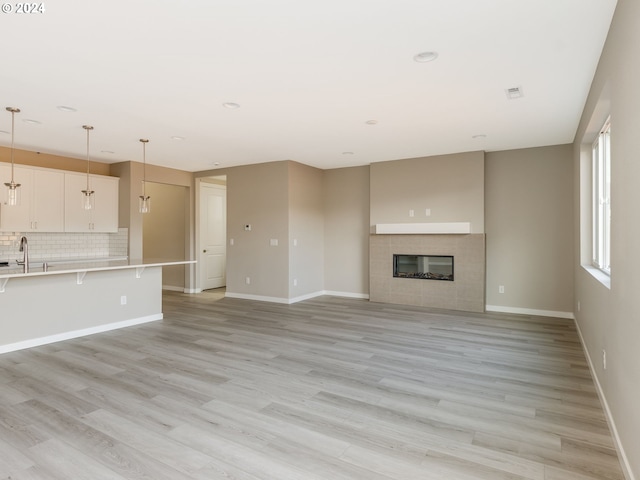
393,254,454,281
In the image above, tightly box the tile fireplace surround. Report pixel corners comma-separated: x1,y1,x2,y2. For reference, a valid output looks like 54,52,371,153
370,233,485,312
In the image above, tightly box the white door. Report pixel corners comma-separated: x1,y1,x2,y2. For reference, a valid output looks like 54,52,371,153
199,182,226,290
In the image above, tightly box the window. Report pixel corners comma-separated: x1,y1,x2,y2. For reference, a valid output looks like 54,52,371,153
592,118,611,274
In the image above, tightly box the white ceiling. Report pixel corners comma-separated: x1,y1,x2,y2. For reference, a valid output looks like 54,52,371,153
1,0,617,172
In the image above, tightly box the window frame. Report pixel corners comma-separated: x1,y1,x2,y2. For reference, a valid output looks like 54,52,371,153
592,117,611,275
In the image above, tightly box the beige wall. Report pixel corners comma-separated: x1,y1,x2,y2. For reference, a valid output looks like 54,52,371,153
0,146,111,175
198,162,370,300
370,151,485,233
112,161,194,289
143,182,187,290
323,166,370,296
573,0,639,476
485,145,574,315
223,161,290,299
288,162,324,298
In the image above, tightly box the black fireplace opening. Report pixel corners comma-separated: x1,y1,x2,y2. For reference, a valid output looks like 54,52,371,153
393,254,454,281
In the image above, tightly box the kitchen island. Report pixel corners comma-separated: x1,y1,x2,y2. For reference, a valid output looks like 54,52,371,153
0,258,195,354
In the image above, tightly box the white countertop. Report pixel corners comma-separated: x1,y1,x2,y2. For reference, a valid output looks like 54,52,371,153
0,257,195,280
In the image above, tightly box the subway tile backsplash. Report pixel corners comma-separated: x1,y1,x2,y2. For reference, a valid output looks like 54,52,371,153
0,228,128,262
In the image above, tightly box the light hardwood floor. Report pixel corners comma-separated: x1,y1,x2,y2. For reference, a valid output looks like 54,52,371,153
0,291,625,479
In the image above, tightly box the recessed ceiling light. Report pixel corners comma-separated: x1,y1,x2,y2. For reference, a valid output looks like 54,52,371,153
472,134,487,139
413,51,439,63
57,105,77,112
171,135,185,141
342,151,355,155
213,162,221,166
23,119,41,125
101,150,115,154
365,120,378,125
222,102,240,109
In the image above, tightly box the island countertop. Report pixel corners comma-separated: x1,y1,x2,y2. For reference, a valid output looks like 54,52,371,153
0,257,195,281
1,258,196,353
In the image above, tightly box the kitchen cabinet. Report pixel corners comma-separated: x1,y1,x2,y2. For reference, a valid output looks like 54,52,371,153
0,165,65,232
64,172,119,232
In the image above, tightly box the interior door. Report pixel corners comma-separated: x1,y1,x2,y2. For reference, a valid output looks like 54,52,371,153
199,182,226,290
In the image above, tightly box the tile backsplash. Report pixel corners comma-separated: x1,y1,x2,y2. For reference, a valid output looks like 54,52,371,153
0,228,128,262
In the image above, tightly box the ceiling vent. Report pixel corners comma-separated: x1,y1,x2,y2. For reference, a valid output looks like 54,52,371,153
505,86,524,100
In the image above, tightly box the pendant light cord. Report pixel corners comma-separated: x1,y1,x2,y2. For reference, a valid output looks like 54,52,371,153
83,125,94,191
140,138,149,197
142,140,146,197
10,108,15,181
5,107,20,183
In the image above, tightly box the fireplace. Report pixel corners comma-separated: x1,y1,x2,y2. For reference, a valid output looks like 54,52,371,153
393,254,453,281
369,233,485,312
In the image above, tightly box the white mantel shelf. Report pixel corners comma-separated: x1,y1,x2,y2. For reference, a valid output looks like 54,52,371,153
374,222,471,235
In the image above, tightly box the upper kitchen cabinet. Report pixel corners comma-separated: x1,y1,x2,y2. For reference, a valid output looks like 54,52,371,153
0,164,65,232
64,172,119,232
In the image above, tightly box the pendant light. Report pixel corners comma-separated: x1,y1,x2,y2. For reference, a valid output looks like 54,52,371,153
139,138,150,213
81,125,95,210
4,107,21,206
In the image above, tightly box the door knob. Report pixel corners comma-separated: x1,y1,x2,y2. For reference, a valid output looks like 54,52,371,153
203,249,207,253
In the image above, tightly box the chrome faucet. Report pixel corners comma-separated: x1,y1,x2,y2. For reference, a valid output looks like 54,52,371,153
17,235,29,273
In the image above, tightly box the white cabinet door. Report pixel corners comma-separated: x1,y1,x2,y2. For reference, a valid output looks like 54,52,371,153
0,165,64,232
64,172,91,232
32,169,65,232
90,175,119,232
0,165,31,231
65,172,119,232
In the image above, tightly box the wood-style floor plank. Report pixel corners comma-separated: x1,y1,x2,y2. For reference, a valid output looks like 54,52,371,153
0,290,626,479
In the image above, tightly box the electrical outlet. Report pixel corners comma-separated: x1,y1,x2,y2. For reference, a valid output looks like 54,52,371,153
409,209,415,217
577,301,580,312
425,208,431,217
293,279,298,286
229,238,234,246
499,285,505,294
603,349,607,370
120,296,127,305
245,277,251,285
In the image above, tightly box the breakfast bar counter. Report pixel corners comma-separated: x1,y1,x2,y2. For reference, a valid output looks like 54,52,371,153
0,258,195,354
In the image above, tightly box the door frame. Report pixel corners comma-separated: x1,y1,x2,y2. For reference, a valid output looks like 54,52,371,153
196,177,227,292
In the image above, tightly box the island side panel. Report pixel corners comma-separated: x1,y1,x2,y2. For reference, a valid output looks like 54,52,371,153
0,266,162,352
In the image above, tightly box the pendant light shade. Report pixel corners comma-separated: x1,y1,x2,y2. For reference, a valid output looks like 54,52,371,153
81,125,95,210
139,138,150,213
4,107,21,206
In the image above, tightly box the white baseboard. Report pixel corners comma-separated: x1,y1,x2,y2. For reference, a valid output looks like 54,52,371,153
485,305,574,319
224,292,291,304
573,320,636,480
162,285,184,292
289,291,326,303
225,290,369,304
0,314,163,355
324,290,369,299
183,288,202,294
